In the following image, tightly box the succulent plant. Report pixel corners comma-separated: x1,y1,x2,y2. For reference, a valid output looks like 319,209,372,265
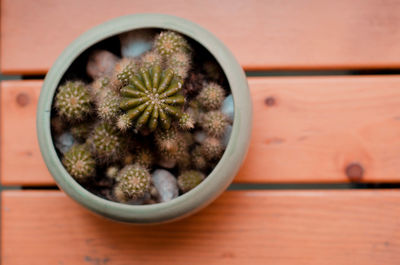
115,164,151,201
154,31,189,56
178,112,195,130
134,147,154,169
62,144,95,182
89,122,125,162
96,90,121,121
192,145,207,170
141,50,163,68
109,58,137,90
201,110,229,137
177,170,205,193
201,137,224,160
166,51,191,79
55,81,92,121
70,123,92,140
197,82,225,110
90,77,110,100
106,165,119,179
155,126,179,152
119,65,185,131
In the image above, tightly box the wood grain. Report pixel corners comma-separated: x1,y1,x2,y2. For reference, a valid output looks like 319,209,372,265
2,76,400,185
2,0,400,74
2,190,400,264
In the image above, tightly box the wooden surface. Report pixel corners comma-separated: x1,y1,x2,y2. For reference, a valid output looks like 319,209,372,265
3,77,400,185
2,190,400,265
2,0,400,74
2,1,400,264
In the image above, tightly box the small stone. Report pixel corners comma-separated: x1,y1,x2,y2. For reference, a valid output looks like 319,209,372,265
222,125,233,147
151,169,179,202
221,94,234,122
86,50,118,80
194,130,207,144
55,132,76,154
120,29,154,58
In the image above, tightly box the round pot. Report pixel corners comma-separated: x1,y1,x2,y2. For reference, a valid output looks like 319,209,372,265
37,14,252,224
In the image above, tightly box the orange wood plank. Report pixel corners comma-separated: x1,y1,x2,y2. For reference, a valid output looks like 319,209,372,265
2,190,400,264
3,76,400,185
2,0,400,74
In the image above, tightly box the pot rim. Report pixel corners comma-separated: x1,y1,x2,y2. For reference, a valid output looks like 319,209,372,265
37,13,252,223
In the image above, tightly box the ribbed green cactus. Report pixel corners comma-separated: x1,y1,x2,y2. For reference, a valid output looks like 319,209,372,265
119,65,185,131
201,111,229,137
197,82,225,111
115,164,151,201
62,144,95,182
89,122,125,162
177,170,205,193
55,81,92,121
154,31,189,56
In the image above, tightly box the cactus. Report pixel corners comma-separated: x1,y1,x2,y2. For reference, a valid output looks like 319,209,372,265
106,165,119,179
55,81,92,121
116,113,132,131
154,126,179,152
96,90,121,121
177,170,205,193
192,145,207,170
201,137,224,160
62,144,95,182
154,31,189,56
109,58,137,90
134,147,154,169
119,65,185,131
115,164,151,200
89,122,125,162
70,123,92,140
141,50,163,68
197,82,225,111
90,77,110,100
166,51,191,79
178,112,195,130
201,111,229,137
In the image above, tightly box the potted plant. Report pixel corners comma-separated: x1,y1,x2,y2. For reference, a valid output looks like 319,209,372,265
37,14,252,223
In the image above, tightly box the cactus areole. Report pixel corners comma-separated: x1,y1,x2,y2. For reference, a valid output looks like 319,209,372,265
37,14,252,223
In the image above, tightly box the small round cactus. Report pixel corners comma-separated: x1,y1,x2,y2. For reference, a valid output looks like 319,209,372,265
106,166,119,179
70,123,92,140
110,58,137,90
89,122,125,162
90,77,110,100
192,145,207,170
62,144,95,182
201,137,224,160
116,164,151,200
177,170,205,193
134,147,154,169
154,31,189,56
55,81,92,121
96,90,121,121
178,112,195,130
155,127,179,152
197,82,225,110
201,111,229,137
116,114,132,131
166,51,191,79
141,50,163,68
120,65,185,131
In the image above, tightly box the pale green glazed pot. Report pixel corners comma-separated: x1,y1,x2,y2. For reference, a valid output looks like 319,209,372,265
37,14,252,224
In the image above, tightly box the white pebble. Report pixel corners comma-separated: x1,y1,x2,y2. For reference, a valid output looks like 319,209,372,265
194,131,207,144
221,94,234,122
55,132,76,154
120,29,154,58
222,125,233,147
152,169,179,202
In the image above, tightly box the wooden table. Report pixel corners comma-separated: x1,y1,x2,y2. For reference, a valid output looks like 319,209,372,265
2,0,400,264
